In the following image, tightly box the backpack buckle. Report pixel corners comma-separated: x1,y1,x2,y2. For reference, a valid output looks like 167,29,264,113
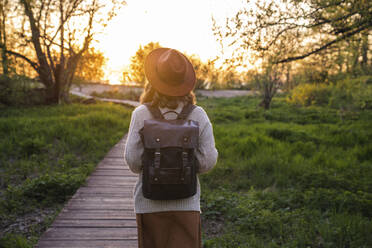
154,150,161,169
180,151,188,181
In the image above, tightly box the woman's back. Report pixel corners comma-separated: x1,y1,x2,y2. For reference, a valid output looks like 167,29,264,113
124,47,217,248
124,101,218,213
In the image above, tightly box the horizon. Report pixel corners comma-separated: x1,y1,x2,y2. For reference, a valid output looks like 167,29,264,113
95,0,245,84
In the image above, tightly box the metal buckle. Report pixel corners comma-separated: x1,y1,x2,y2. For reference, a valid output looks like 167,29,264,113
154,151,161,169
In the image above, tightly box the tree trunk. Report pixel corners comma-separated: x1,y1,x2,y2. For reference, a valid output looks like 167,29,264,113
1,46,8,74
361,32,368,73
21,0,55,99
259,96,271,110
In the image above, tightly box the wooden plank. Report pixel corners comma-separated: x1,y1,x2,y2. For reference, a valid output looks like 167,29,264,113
85,178,136,187
76,186,133,194
98,158,125,162
73,193,132,198
37,240,138,248
97,162,127,167
106,147,125,152
88,174,137,179
101,157,125,162
85,182,135,187
40,227,137,240
65,200,134,210
72,190,133,198
105,152,124,156
94,167,130,171
52,219,137,228
96,165,129,170
98,161,126,165
89,174,137,179
92,169,133,176
73,187,133,198
68,196,133,201
86,176,138,185
58,209,135,220
66,196,133,203
94,168,131,171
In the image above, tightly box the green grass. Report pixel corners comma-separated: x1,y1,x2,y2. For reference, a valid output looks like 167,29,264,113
2,95,372,247
0,103,132,247
91,89,142,101
198,96,372,247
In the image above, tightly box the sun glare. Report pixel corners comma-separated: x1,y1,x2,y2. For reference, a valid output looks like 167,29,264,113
95,0,243,83
106,74,123,85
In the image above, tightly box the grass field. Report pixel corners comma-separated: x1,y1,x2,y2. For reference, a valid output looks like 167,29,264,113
1,95,371,247
198,96,372,247
0,103,132,247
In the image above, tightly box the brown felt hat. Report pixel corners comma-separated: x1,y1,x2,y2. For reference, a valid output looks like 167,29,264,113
144,48,196,96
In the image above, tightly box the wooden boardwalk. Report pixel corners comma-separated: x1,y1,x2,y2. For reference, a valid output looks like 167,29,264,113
36,136,138,248
70,91,140,108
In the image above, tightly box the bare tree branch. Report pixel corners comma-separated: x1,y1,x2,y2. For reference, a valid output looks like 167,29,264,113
3,49,39,71
276,24,371,64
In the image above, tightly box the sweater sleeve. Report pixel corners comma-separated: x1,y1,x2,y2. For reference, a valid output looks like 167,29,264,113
124,108,144,174
195,108,218,174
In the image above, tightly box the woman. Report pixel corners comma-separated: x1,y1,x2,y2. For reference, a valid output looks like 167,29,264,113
124,48,218,248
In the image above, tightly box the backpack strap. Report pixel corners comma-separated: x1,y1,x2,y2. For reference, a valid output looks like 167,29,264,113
162,110,179,116
177,103,196,120
144,103,164,119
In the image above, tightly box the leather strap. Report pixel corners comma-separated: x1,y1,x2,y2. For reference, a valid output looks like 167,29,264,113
162,110,179,116
144,103,195,120
177,103,196,120
153,148,161,182
180,149,188,182
144,103,164,119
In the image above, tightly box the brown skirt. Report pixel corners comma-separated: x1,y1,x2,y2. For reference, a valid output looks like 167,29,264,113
136,211,202,248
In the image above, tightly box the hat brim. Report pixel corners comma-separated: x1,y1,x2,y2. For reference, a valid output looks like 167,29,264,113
145,48,196,97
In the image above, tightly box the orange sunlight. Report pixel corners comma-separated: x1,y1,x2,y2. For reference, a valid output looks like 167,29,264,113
95,0,244,85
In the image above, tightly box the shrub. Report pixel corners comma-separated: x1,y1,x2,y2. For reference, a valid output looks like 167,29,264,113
329,76,372,110
91,88,142,101
0,75,46,106
286,83,331,106
287,76,372,110
0,234,32,248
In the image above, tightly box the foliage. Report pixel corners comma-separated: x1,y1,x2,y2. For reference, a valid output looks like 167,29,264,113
253,64,282,109
286,83,331,106
329,76,372,110
286,76,372,111
91,88,142,101
0,234,31,248
213,0,371,65
198,95,372,247
187,55,246,90
1,0,126,104
0,75,46,106
122,42,248,89
122,42,161,86
74,48,107,83
0,103,132,247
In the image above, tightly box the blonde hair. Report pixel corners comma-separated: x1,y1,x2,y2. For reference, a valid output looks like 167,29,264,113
140,82,196,109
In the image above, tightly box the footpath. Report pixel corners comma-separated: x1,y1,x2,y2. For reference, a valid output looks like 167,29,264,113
36,98,139,248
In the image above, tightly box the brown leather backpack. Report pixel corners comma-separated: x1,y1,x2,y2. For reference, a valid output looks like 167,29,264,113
139,103,199,200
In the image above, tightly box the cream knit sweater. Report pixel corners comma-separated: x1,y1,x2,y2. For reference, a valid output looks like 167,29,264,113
124,102,218,213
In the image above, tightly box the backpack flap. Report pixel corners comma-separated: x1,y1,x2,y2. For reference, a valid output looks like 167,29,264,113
149,166,192,184
142,119,199,149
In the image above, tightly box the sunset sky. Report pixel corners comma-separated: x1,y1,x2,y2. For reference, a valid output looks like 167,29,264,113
96,0,243,84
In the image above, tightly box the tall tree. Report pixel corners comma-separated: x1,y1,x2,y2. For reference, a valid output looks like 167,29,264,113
3,0,125,104
213,0,372,65
0,0,10,75
74,47,107,82
122,42,161,86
